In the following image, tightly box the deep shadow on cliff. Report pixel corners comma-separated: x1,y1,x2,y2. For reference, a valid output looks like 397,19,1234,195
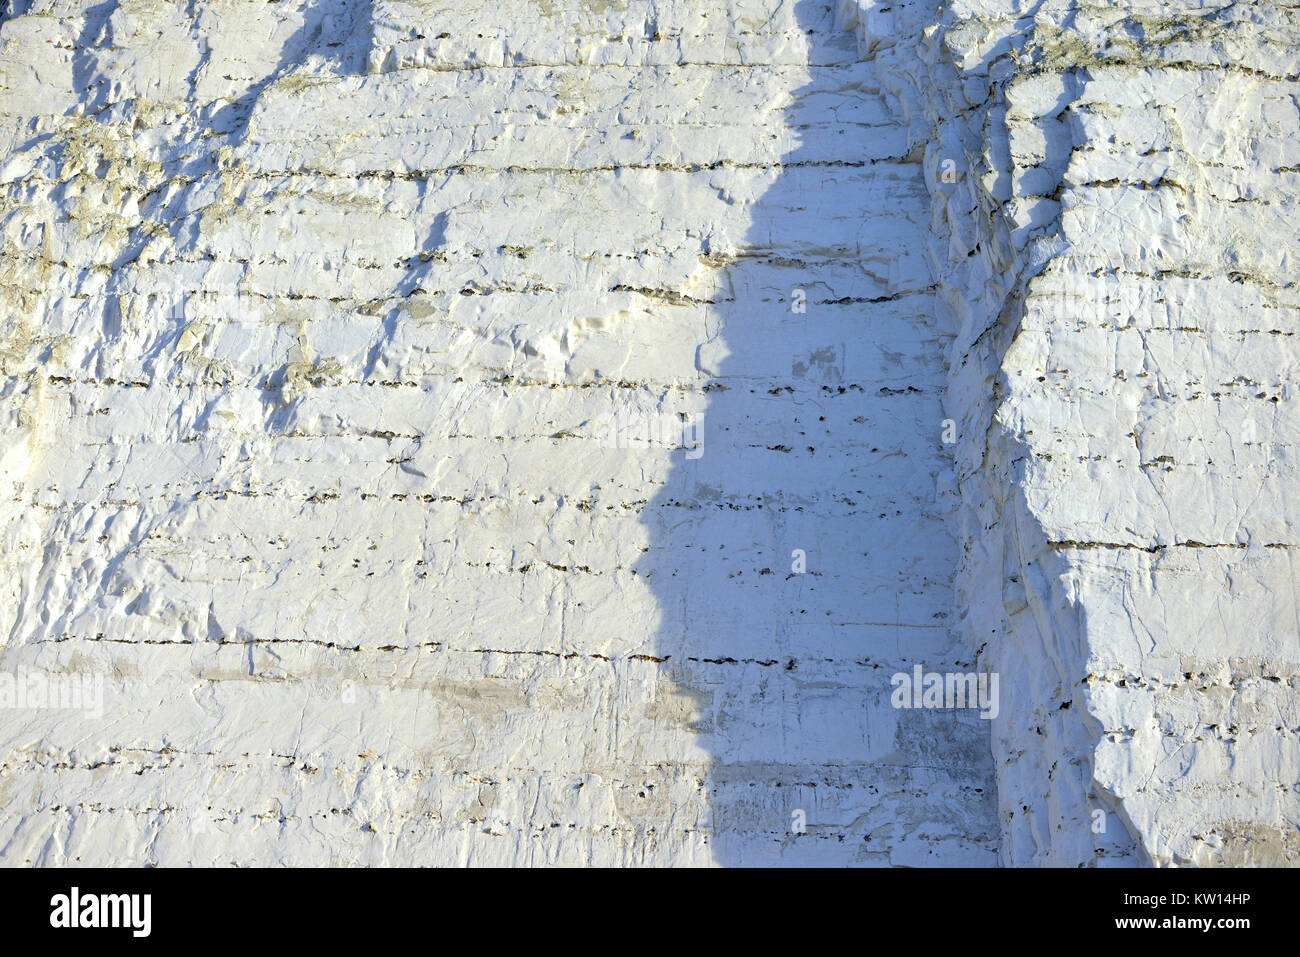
635,0,998,865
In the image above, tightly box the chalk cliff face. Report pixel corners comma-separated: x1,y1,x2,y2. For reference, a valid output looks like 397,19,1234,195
0,0,1294,867
839,0,1300,865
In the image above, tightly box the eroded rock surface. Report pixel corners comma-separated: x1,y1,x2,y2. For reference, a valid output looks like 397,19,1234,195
0,0,1294,866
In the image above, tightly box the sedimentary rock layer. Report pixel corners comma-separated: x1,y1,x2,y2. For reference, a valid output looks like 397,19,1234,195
0,0,1294,867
